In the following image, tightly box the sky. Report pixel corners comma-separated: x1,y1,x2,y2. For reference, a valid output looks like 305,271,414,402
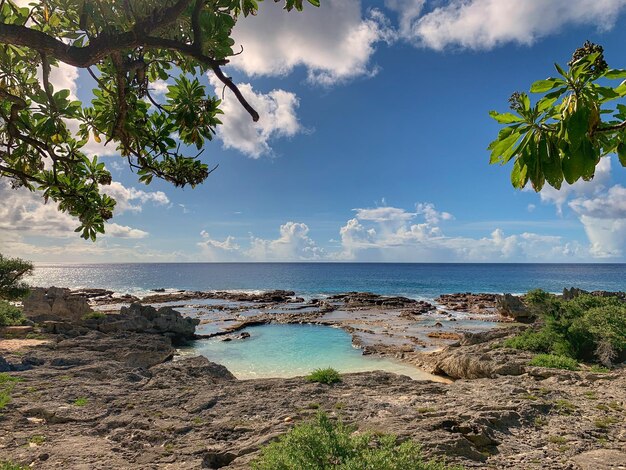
2,0,626,263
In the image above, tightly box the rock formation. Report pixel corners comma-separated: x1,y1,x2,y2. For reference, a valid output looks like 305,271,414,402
23,287,93,323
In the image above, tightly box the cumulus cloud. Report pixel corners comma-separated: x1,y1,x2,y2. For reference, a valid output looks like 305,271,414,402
230,0,393,85
209,75,302,157
335,202,583,262
536,157,612,214
569,185,626,258
248,222,324,260
0,180,152,239
393,0,626,50
197,222,324,261
101,182,170,214
197,231,242,261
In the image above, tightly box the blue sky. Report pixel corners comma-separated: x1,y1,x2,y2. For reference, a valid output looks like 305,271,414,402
2,0,626,262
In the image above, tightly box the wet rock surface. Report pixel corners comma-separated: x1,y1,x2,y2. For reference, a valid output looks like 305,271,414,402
1,329,624,469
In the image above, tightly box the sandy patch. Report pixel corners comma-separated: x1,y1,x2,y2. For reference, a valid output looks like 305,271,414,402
0,338,49,352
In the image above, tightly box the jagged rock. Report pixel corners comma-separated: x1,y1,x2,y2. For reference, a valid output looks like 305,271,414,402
137,289,296,305
220,332,250,342
563,287,626,301
23,287,92,323
435,293,497,314
327,292,419,308
495,294,533,322
400,301,436,317
426,334,531,379
94,303,199,344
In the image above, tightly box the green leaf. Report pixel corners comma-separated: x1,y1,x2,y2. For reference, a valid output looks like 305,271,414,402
617,143,626,167
489,129,521,164
554,62,568,77
489,110,523,124
510,158,528,189
530,78,564,93
604,69,626,80
541,136,563,189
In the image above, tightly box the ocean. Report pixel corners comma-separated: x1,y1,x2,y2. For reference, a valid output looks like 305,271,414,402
27,262,625,299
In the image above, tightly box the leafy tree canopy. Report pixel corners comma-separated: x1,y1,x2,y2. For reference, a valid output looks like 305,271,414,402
489,42,626,191
0,0,319,240
0,253,33,300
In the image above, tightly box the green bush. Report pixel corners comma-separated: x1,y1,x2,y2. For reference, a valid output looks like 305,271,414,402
529,354,579,371
0,301,24,327
252,412,461,470
82,312,106,321
306,368,342,385
504,291,626,366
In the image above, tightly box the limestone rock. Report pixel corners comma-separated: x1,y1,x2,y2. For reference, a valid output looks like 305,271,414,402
23,287,92,323
495,293,533,322
95,303,200,344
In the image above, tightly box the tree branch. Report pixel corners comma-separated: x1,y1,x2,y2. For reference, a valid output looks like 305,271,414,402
597,120,626,133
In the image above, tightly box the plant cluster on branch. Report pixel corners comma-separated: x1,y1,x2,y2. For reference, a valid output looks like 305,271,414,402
0,0,319,240
489,42,626,191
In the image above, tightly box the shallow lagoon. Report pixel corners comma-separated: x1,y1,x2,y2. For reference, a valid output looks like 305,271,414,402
182,323,444,382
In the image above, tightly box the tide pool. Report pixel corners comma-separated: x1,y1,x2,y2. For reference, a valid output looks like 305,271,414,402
182,323,443,382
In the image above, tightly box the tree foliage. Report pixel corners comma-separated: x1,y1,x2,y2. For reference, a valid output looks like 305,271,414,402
0,0,319,240
0,253,33,300
489,42,626,191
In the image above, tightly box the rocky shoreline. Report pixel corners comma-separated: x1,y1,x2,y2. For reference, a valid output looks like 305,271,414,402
1,287,625,469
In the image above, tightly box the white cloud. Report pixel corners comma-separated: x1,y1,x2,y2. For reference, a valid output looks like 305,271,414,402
569,185,626,219
230,0,393,85
395,0,626,50
354,206,415,223
209,75,302,157
197,231,242,261
536,157,612,214
335,202,584,262
37,62,79,100
197,222,324,261
385,0,426,37
569,185,626,258
0,180,152,239
101,181,170,214
248,222,324,260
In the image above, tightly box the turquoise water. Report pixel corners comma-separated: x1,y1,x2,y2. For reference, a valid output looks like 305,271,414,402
28,263,626,298
181,324,442,381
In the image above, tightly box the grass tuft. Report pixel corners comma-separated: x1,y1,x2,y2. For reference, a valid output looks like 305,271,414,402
306,368,342,385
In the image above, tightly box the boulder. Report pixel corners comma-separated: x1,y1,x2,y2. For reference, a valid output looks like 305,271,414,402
23,287,92,323
96,303,199,344
495,294,533,322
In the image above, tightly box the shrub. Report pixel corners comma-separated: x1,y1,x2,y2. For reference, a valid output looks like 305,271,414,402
0,254,33,300
306,368,342,385
504,291,626,366
82,312,106,321
529,354,579,371
252,412,461,470
0,301,25,327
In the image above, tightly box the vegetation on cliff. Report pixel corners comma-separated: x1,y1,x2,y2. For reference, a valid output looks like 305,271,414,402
503,290,626,367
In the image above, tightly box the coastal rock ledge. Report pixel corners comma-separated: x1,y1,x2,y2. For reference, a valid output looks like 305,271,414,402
1,324,625,469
